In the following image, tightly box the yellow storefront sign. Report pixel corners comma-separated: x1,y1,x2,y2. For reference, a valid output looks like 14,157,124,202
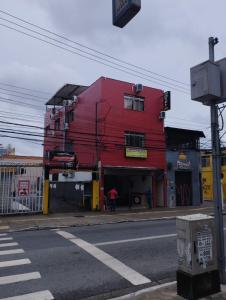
125,148,148,158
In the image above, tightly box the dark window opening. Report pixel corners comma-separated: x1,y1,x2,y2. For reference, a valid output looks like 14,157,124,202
66,110,74,123
55,119,60,130
221,155,226,166
201,156,210,167
20,168,26,175
124,95,144,111
52,173,59,181
124,131,145,148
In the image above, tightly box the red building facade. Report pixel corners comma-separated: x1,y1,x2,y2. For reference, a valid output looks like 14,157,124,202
44,77,167,210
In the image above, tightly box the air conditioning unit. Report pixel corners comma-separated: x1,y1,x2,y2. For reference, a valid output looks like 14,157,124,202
67,100,74,106
134,84,143,93
64,123,69,130
159,111,166,119
73,96,78,103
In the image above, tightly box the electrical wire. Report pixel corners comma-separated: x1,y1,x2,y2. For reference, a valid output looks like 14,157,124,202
0,19,190,94
0,81,51,95
0,9,189,88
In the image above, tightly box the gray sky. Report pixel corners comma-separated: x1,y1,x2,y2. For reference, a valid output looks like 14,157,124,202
0,0,226,155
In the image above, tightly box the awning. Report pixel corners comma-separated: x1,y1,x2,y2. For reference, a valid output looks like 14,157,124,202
46,84,88,106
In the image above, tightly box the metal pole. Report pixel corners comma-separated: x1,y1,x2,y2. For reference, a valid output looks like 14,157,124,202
209,37,226,283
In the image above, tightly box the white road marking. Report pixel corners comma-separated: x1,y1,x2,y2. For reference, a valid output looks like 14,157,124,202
0,243,18,248
108,281,176,299
0,234,7,237
0,290,54,300
56,230,151,286
0,226,9,230
0,259,31,268
0,249,24,256
0,237,13,241
94,233,177,246
0,272,41,285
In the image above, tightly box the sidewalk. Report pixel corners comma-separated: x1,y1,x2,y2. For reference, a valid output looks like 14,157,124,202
0,203,216,233
121,282,226,300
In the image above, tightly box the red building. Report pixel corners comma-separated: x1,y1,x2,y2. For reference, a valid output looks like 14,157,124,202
44,77,167,211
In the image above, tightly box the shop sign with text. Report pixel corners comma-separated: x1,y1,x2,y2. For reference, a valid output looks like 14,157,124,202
125,148,147,158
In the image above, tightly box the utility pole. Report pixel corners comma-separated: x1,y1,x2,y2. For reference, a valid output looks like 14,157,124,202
209,37,226,283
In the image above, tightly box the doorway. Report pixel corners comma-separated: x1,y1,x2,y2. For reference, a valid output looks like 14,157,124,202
175,171,192,206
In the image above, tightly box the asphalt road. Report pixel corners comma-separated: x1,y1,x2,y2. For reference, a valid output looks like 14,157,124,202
0,218,202,299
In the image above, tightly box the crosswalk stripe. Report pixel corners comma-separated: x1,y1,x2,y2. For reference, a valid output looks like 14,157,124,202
0,290,54,300
0,259,31,268
57,230,151,286
0,237,13,242
0,243,19,248
0,234,7,237
0,272,41,285
0,249,24,256
0,226,10,231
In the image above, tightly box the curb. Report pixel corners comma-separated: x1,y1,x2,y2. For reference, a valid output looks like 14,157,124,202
1,209,219,234
4,216,178,233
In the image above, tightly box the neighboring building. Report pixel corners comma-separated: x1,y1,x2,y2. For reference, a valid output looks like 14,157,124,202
0,144,15,156
44,77,167,211
201,149,226,201
0,155,43,215
165,127,205,207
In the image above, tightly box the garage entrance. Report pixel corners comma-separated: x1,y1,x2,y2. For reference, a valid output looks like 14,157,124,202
104,168,153,208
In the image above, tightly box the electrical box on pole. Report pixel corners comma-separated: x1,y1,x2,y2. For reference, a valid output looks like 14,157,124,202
190,61,221,105
190,38,226,285
112,0,141,28
216,57,226,101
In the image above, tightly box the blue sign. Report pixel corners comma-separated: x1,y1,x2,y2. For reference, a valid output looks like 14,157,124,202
112,0,141,28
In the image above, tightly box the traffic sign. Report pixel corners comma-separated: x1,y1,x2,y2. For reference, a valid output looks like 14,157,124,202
112,0,141,28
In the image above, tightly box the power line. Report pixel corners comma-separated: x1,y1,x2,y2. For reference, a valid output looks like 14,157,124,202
0,81,51,95
0,19,190,95
0,9,189,88
0,86,47,100
0,95,44,110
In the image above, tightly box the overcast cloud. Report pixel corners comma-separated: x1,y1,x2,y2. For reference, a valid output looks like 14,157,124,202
0,0,226,155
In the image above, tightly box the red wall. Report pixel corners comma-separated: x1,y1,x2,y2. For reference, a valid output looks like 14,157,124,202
99,77,166,170
44,77,166,171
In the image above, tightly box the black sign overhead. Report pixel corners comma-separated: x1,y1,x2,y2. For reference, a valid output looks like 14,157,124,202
164,91,171,111
112,0,141,28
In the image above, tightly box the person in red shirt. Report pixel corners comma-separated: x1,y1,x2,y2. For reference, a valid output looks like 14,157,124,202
108,188,118,211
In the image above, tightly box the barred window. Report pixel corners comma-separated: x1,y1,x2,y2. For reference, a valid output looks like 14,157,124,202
124,95,144,111
124,131,145,148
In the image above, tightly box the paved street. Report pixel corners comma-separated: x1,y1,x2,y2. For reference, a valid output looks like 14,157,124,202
0,217,225,300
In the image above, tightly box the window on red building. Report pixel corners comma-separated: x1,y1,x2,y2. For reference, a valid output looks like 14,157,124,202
55,118,60,130
124,131,145,148
124,95,144,111
66,110,74,123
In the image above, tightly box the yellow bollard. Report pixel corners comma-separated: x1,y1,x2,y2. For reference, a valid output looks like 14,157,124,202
92,180,99,210
43,179,49,215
